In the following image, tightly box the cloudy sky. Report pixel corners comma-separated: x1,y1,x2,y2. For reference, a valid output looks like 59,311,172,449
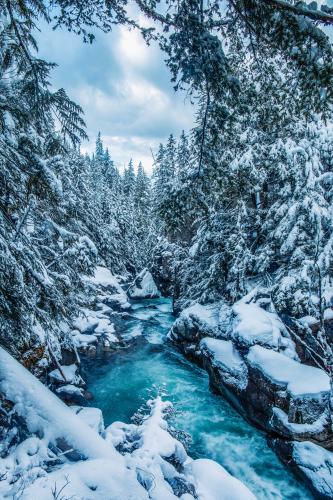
36,2,333,173
36,17,194,173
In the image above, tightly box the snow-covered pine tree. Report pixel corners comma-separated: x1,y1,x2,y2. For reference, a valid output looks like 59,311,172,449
255,122,333,318
123,159,136,197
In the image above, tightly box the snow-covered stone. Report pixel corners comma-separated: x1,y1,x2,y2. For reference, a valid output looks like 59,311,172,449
200,338,248,391
56,384,84,397
56,384,86,405
89,266,121,289
293,441,333,498
88,266,131,310
247,345,330,398
232,301,286,349
272,407,328,436
49,363,84,386
168,302,220,355
73,331,98,347
127,268,160,299
271,438,333,500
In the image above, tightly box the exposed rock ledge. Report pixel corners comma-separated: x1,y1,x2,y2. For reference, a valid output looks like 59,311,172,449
168,292,333,498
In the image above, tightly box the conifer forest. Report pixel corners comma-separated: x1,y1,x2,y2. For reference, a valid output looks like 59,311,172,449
2,1,333,499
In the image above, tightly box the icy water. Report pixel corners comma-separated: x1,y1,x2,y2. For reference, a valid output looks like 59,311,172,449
84,298,312,499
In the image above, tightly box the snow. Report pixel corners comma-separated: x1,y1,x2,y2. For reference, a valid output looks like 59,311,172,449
20,458,148,500
107,397,256,500
0,349,256,500
186,459,256,500
73,331,98,346
127,268,160,299
232,302,284,348
299,315,319,327
324,307,333,320
49,363,81,384
0,347,119,461
88,266,131,309
72,406,105,435
187,303,220,328
293,441,333,498
72,309,119,346
73,314,99,333
56,384,84,397
272,407,328,434
200,338,248,390
90,266,121,289
107,291,131,310
247,345,330,397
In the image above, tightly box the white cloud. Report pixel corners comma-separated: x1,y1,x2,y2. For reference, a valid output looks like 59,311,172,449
36,19,195,171
116,27,150,67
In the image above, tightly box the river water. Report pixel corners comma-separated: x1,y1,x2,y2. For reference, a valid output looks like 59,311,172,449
83,297,312,499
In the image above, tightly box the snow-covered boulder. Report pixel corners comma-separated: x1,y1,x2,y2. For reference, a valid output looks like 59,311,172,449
49,363,84,386
71,307,120,354
170,294,333,449
185,459,256,500
245,346,331,443
56,384,86,405
168,302,221,362
247,345,330,402
231,301,294,354
200,338,248,391
127,268,160,299
88,266,131,310
271,438,333,500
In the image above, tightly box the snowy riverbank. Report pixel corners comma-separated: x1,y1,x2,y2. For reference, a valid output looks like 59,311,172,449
0,267,257,499
168,288,333,499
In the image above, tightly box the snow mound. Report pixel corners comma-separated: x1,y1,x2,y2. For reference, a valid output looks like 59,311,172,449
72,406,105,435
56,384,84,397
127,268,160,299
20,458,148,500
0,347,118,461
232,302,284,348
107,397,256,500
73,331,98,346
185,303,220,330
186,458,256,500
200,338,248,390
247,345,330,397
168,302,220,343
90,266,120,289
88,266,131,309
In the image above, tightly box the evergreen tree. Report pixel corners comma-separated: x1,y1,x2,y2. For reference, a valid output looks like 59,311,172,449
123,159,136,196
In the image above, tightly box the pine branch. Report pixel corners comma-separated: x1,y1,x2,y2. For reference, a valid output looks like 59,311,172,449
266,0,333,25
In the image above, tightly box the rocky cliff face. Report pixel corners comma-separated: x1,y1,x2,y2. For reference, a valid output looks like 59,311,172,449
168,291,333,498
